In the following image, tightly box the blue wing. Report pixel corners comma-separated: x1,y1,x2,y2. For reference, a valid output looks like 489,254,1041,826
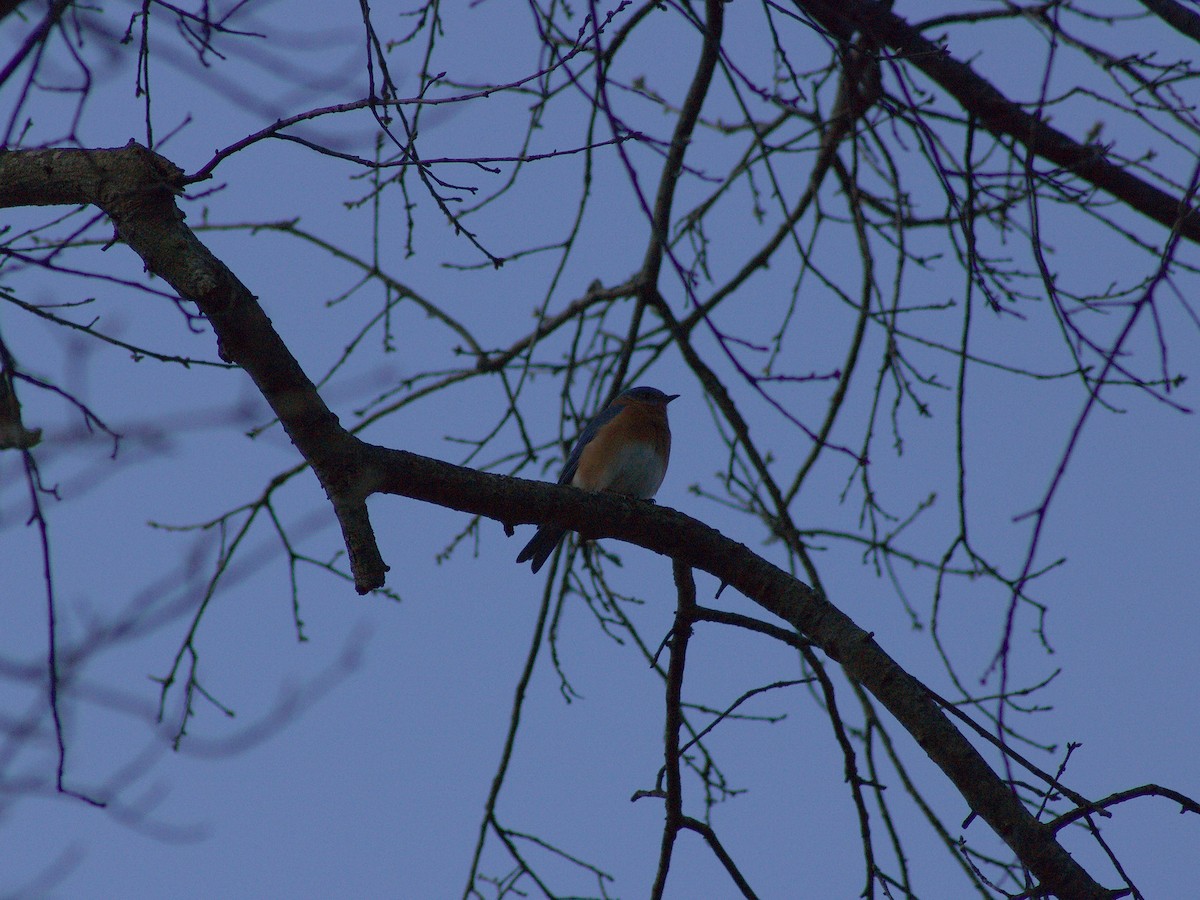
557,401,624,485
517,393,631,572
517,405,619,573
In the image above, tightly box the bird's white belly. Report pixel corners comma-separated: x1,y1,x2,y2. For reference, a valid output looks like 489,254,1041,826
575,441,666,498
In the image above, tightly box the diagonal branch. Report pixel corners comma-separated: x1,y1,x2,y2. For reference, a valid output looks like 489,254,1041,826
798,0,1200,243
640,0,724,286
363,442,1111,899
0,0,72,89
1137,0,1200,45
0,142,386,591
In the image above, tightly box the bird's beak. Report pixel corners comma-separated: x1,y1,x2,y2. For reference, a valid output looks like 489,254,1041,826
665,394,680,403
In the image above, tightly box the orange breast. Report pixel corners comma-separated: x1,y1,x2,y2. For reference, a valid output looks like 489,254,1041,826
572,401,671,497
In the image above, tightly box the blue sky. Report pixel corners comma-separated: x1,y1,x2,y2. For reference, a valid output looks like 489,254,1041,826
3,2,1199,897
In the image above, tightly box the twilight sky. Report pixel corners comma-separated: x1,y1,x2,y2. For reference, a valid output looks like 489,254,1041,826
2,2,1199,897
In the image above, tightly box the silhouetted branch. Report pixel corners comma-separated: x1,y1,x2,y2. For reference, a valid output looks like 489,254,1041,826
798,0,1200,243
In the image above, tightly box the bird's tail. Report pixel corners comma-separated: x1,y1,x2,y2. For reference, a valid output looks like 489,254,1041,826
516,525,567,574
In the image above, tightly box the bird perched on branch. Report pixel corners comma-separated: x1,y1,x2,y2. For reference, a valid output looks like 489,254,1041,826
516,386,678,574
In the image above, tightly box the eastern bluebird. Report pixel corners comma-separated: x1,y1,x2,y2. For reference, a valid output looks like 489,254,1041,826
517,386,679,573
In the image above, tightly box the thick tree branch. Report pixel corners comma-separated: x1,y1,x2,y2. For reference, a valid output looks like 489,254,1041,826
0,143,387,591
0,142,1111,897
366,444,1108,899
798,0,1200,244
1137,0,1200,45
